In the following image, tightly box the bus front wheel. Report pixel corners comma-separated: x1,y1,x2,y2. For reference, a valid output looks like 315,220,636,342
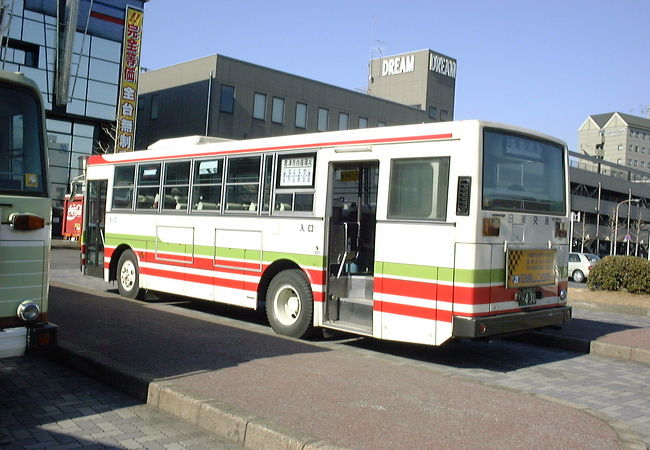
266,269,314,338
117,249,144,299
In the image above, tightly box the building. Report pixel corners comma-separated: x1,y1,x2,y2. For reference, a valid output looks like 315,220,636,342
0,0,146,205
570,151,650,257
367,49,456,121
578,112,650,180
136,51,455,149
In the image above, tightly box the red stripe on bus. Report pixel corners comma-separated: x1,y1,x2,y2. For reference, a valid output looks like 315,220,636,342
87,133,453,166
105,247,326,286
376,276,561,306
376,277,438,301
374,300,452,323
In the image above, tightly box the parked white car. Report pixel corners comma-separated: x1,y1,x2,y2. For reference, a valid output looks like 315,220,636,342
568,252,601,283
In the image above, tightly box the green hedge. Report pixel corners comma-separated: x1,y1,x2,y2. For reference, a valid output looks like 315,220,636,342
586,255,650,294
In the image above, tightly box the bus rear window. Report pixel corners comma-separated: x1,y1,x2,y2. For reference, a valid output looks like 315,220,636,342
482,130,565,214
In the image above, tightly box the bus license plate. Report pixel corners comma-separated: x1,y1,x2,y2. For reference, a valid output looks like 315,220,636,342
516,290,538,306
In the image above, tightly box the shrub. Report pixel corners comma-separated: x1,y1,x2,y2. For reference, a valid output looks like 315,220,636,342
587,255,650,294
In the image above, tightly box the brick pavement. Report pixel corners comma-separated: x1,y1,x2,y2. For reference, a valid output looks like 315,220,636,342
344,307,650,448
0,355,239,449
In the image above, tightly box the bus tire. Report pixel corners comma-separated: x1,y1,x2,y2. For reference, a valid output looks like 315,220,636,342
117,249,144,299
266,269,314,338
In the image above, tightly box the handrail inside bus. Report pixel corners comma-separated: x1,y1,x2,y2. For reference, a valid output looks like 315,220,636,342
336,222,349,279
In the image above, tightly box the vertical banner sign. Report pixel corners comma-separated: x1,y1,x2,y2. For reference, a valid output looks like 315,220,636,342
115,6,144,152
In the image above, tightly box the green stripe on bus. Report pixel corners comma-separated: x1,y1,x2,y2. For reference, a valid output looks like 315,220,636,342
378,261,501,284
106,233,325,268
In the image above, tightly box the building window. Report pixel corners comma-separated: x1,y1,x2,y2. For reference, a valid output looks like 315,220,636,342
220,85,235,113
377,121,386,127
428,106,438,120
150,94,159,120
317,107,329,132
295,102,307,128
272,97,285,124
1,38,39,68
440,110,448,121
338,112,349,130
253,93,267,120
358,117,368,129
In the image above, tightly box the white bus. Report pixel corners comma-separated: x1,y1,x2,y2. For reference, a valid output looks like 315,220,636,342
0,70,57,358
82,121,571,346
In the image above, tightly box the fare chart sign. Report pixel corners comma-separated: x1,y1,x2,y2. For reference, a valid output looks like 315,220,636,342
115,6,144,152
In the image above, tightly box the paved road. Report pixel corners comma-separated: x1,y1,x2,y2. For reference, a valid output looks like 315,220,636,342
0,355,239,449
46,247,650,447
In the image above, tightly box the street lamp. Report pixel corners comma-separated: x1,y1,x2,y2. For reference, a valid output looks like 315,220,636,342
613,198,640,255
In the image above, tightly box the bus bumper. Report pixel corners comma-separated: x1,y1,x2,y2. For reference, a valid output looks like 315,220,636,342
0,323,58,359
452,306,572,338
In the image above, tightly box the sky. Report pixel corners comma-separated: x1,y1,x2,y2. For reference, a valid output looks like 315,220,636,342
140,0,650,152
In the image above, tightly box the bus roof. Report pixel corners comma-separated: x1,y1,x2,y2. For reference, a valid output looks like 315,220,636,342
88,120,566,166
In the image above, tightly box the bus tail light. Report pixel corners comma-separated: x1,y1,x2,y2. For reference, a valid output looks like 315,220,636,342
27,323,58,351
482,217,500,236
555,222,567,238
10,213,45,230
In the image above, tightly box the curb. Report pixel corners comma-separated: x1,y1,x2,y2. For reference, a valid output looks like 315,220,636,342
49,341,349,450
568,300,650,317
513,330,650,366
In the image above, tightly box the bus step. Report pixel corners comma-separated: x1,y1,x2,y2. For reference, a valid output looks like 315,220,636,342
324,319,372,337
338,297,373,329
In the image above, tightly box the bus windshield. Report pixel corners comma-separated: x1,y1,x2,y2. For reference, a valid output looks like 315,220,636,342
482,129,565,215
0,84,47,196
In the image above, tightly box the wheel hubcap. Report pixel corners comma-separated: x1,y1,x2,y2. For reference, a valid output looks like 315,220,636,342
274,285,301,326
120,260,136,291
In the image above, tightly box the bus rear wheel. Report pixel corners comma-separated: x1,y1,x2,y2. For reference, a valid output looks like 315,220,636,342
117,249,144,299
266,269,314,338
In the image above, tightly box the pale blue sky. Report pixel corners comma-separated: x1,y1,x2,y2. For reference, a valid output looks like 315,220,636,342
141,0,650,151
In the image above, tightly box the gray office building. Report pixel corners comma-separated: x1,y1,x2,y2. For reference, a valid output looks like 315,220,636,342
368,49,456,121
136,51,454,149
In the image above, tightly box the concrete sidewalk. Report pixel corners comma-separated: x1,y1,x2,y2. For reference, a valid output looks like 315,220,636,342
515,287,650,366
47,281,648,449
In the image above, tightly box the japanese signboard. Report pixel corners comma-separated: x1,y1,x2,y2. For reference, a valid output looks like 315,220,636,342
115,6,143,152
278,154,315,187
506,249,556,289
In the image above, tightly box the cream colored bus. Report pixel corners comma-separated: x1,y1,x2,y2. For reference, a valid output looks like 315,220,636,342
0,71,57,358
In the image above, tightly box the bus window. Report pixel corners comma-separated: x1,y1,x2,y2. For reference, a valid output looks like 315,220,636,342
112,165,135,209
388,157,449,220
0,85,47,194
482,130,565,214
225,156,261,212
192,159,223,212
273,153,315,213
162,161,190,210
261,155,274,213
136,163,161,210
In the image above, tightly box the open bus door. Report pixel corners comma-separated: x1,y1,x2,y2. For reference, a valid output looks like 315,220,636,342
325,161,378,335
83,179,107,277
